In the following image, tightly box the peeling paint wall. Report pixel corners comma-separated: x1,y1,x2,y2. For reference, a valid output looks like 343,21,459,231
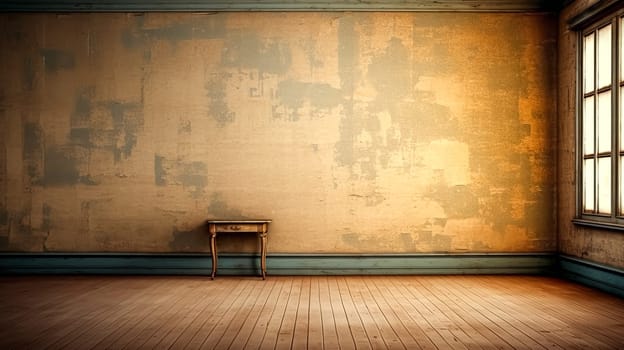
558,0,624,269
0,12,556,253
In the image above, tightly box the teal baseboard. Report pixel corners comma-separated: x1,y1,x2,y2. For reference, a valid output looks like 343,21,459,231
0,253,556,276
558,255,624,298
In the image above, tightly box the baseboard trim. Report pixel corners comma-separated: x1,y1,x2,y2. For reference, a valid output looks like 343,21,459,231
558,255,624,298
0,253,556,276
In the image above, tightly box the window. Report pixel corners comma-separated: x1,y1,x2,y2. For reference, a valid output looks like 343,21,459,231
575,5,624,229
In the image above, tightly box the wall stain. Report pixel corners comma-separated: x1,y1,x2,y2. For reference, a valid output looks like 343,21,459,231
22,57,35,90
222,33,292,75
70,128,91,147
169,224,209,252
208,192,247,219
154,154,207,197
104,101,143,161
70,88,143,162
274,79,342,121
428,184,479,219
0,207,7,227
42,203,51,232
206,73,235,126
23,122,44,181
368,37,411,105
72,87,94,127
42,147,80,186
177,161,207,197
154,154,167,186
40,48,75,73
334,16,358,170
178,119,192,134
122,15,227,49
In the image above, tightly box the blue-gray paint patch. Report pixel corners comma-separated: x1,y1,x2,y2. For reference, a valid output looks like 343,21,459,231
334,16,358,171
178,119,192,134
72,87,94,126
42,147,80,186
338,16,358,96
40,49,75,73
222,33,291,75
428,184,479,219
70,128,91,147
123,15,226,49
22,57,35,90
0,207,7,226
169,225,210,252
206,74,235,126
42,204,51,232
102,101,142,161
208,192,247,219
275,79,342,121
154,155,207,197
154,154,167,186
368,37,411,104
177,161,207,198
23,122,43,158
71,89,143,162
23,122,44,180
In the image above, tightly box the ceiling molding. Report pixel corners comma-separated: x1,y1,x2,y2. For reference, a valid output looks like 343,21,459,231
0,0,559,13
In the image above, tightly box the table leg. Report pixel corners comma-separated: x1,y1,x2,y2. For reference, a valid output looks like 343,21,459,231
260,231,267,280
210,229,217,280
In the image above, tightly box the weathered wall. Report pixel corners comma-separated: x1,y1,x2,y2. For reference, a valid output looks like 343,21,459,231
0,12,556,253
559,0,624,268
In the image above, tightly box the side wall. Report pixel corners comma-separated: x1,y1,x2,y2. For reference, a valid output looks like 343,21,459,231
558,0,624,268
0,12,556,254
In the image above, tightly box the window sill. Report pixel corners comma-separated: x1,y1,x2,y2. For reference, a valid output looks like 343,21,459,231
572,218,624,232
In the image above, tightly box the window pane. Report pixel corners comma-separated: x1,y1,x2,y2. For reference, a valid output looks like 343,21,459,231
597,157,612,214
584,159,595,212
621,156,624,215
585,33,595,93
584,96,595,155
621,89,624,151
597,91,612,153
598,25,612,89
621,17,624,82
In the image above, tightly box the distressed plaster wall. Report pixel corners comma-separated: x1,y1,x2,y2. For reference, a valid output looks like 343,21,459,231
559,0,624,268
0,12,556,253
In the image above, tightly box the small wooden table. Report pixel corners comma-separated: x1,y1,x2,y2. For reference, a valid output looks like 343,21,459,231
207,219,271,280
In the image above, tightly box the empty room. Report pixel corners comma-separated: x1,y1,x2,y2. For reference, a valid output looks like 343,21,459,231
1,0,623,349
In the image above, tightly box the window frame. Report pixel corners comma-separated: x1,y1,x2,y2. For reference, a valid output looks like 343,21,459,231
574,8,624,231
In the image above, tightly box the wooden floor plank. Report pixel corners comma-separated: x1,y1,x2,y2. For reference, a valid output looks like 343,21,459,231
191,279,256,349
168,278,249,349
416,277,503,350
481,276,623,349
306,276,324,350
210,278,276,350
432,276,527,350
440,276,560,350
346,277,388,350
228,278,282,349
391,276,470,350
327,277,356,350
318,277,340,350
368,277,437,350
256,277,293,349
1,275,623,350
291,277,311,349
380,276,451,349
336,277,372,350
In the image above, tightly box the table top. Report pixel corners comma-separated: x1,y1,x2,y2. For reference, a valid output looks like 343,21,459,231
207,219,272,224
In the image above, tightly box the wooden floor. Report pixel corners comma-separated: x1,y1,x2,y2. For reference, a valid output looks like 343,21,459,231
0,275,623,349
